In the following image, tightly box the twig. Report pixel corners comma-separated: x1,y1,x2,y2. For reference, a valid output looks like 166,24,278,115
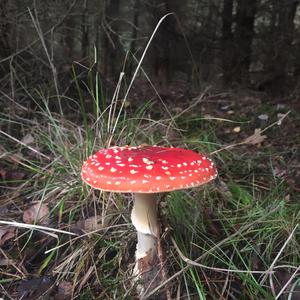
0,221,77,236
275,265,300,299
211,110,291,155
0,129,50,160
156,224,172,300
143,204,281,298
260,224,299,285
171,237,273,274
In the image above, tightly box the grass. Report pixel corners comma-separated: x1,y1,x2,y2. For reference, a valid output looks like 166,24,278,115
1,30,300,300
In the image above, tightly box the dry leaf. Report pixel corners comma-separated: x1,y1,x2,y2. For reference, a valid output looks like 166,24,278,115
243,128,266,146
23,203,50,225
0,226,15,246
258,114,268,121
76,215,111,232
21,133,34,145
233,126,241,133
55,281,73,300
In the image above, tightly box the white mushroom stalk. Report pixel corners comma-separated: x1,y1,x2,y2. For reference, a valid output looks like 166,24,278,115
131,193,158,266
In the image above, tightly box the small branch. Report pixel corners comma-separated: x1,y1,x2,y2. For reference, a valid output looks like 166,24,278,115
156,224,172,300
171,237,274,275
211,110,291,155
0,129,50,160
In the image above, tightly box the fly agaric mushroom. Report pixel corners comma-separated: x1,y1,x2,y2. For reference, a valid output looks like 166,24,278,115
81,145,217,293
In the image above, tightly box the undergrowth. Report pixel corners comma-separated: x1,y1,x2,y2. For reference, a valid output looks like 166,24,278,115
0,19,299,300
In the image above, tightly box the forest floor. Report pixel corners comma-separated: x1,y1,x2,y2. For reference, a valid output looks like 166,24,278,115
0,79,299,299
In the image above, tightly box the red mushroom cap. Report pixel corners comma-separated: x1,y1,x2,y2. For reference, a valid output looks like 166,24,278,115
81,145,217,193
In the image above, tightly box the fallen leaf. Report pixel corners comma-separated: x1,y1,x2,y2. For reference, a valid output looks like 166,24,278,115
258,114,268,121
23,203,50,225
0,226,15,246
21,133,34,145
243,128,267,146
76,215,111,232
17,276,54,300
233,126,241,133
55,281,73,300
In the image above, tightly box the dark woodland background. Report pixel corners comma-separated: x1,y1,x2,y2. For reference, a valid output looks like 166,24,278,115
1,0,300,108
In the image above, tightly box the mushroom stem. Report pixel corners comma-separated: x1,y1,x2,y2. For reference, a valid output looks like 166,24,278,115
131,193,158,269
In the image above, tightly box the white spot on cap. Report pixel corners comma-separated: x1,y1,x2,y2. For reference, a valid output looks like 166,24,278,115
169,177,176,180
177,164,182,168
161,160,168,164
142,157,154,165
181,176,186,179
98,166,104,171
130,170,138,174
105,154,112,158
161,166,169,170
115,156,121,159
130,180,136,184
142,180,148,184
146,165,153,170
105,162,110,165
115,181,121,185
107,181,112,185
183,162,188,166
86,177,91,181
95,163,100,166
110,167,117,172
128,157,133,162
156,176,162,180
197,160,202,164
165,171,171,175
117,164,125,167
205,168,209,171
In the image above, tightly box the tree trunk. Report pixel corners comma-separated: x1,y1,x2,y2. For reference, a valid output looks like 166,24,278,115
128,0,140,78
276,1,298,77
233,0,258,84
259,0,298,93
81,0,89,60
221,0,234,85
100,0,121,79
0,0,12,57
